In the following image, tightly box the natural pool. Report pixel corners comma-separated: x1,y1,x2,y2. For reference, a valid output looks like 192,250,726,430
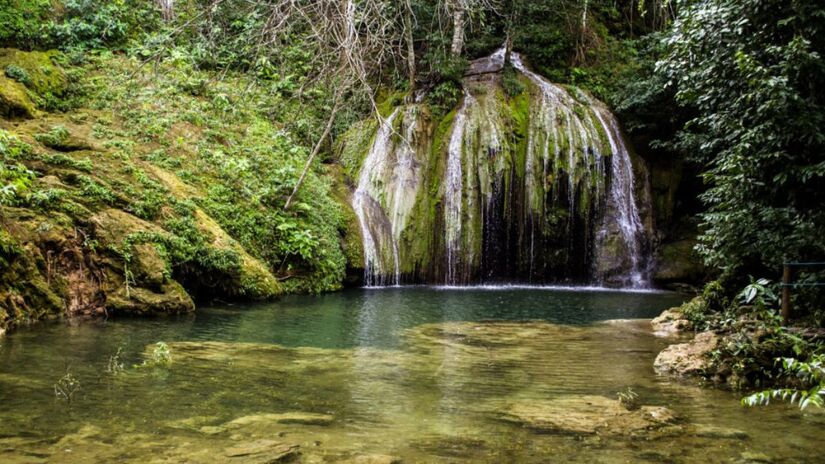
0,287,821,463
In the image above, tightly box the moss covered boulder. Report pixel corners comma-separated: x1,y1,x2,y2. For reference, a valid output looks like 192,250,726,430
0,48,67,105
0,74,36,118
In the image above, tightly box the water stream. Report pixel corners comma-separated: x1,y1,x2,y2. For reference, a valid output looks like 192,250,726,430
0,289,821,463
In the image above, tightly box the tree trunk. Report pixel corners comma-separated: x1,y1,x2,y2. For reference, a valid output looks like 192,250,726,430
283,92,343,212
157,0,174,21
403,0,416,97
450,3,465,58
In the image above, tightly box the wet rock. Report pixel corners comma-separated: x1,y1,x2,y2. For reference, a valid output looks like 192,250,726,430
499,395,676,436
106,280,195,315
165,415,221,431
651,308,692,337
738,451,772,463
227,412,334,428
691,424,748,440
653,238,706,287
224,440,300,463
343,454,402,464
199,425,227,435
654,331,719,377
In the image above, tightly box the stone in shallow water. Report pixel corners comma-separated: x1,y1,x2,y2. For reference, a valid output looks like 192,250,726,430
691,424,749,440
342,454,403,464
650,308,692,337
738,451,772,463
500,395,676,436
224,440,300,462
226,412,334,428
654,331,719,377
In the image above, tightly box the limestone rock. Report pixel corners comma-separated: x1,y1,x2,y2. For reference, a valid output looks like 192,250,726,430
499,395,676,436
224,440,300,463
106,280,194,314
344,454,402,464
691,424,749,440
226,412,335,428
654,331,719,377
0,48,68,98
651,307,692,337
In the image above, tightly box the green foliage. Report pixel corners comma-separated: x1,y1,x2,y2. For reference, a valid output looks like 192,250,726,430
743,355,825,409
138,341,171,368
0,129,34,205
34,125,70,147
658,0,825,290
502,65,526,97
48,0,130,51
616,387,639,410
4,64,29,85
0,0,53,49
426,81,461,117
106,347,125,375
75,175,115,204
54,368,81,403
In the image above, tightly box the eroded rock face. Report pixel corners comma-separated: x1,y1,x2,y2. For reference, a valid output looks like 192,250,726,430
499,395,676,436
654,331,720,377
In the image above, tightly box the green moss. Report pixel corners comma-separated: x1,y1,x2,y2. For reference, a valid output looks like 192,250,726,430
336,118,377,182
0,75,36,118
0,49,68,109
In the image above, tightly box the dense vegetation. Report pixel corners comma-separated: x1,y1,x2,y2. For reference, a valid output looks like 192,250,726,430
0,0,823,403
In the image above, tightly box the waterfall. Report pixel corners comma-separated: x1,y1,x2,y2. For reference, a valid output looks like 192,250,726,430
352,107,423,286
444,91,473,285
511,50,649,287
592,106,649,287
349,48,652,287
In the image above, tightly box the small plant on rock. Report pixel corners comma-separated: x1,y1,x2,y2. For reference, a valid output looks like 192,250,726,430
106,347,125,375
138,341,172,368
617,387,639,410
54,369,81,403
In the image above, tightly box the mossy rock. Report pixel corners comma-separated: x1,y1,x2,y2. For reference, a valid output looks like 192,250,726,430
0,223,64,329
0,48,67,101
106,280,195,315
653,239,706,286
0,75,36,118
193,209,282,298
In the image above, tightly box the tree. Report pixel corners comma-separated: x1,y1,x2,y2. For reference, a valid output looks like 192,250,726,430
658,0,825,280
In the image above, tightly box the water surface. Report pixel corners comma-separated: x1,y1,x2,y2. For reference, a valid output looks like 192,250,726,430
0,288,821,463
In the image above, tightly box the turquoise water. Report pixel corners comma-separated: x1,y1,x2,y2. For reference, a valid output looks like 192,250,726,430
0,288,821,463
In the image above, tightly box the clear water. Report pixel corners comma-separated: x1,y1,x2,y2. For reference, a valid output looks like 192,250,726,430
0,288,821,463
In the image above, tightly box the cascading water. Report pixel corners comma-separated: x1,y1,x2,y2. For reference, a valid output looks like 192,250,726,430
510,51,649,287
591,105,649,287
444,91,472,285
352,107,423,286
348,48,652,288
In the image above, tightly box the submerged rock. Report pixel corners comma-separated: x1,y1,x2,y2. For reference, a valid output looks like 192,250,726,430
226,412,335,428
654,331,719,377
224,440,300,462
499,395,676,436
342,454,402,464
691,424,749,440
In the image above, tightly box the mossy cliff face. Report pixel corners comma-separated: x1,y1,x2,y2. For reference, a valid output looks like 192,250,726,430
343,49,655,286
0,48,356,330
